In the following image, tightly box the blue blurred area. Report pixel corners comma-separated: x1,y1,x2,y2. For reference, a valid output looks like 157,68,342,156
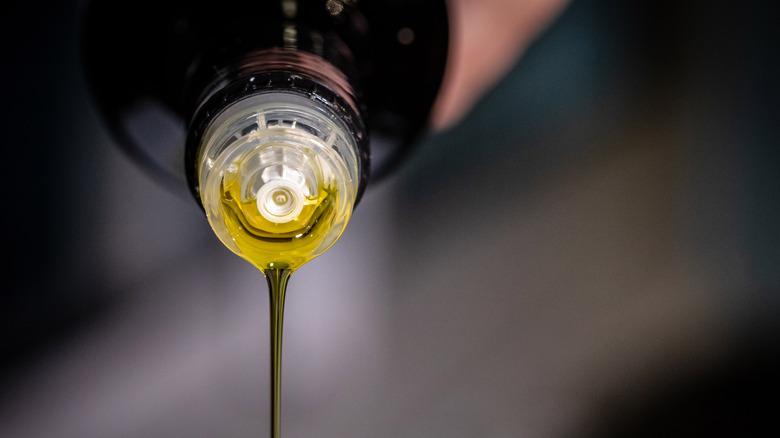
1,0,779,436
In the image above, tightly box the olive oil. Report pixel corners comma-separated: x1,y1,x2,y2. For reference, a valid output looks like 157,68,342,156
216,171,348,438
209,147,352,438
197,92,360,438
215,158,350,436
219,164,348,271
265,268,291,438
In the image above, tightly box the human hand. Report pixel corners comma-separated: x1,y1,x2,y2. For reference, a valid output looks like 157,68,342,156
431,0,571,131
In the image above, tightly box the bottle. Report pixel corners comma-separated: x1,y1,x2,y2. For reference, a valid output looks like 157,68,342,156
84,5,447,434
82,0,447,267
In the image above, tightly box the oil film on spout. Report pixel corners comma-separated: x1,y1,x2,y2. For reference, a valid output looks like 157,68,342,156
82,0,448,436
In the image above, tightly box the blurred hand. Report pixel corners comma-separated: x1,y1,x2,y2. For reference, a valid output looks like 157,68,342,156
431,0,571,131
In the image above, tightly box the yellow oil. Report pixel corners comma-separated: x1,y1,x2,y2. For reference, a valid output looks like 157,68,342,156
217,162,350,272
213,159,352,438
265,267,290,438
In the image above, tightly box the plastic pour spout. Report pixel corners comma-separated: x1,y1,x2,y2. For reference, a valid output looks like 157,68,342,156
196,92,361,271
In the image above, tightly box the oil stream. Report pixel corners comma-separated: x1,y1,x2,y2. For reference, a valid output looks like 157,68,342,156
204,150,353,437
265,268,292,438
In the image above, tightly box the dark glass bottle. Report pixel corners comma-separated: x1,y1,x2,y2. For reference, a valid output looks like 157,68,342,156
81,0,449,205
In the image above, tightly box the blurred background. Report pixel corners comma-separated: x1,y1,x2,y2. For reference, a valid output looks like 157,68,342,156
2,0,779,437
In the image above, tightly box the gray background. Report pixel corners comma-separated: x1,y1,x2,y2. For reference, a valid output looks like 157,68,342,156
2,0,779,437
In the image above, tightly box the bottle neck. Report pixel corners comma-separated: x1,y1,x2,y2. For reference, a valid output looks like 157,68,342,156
185,48,369,207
